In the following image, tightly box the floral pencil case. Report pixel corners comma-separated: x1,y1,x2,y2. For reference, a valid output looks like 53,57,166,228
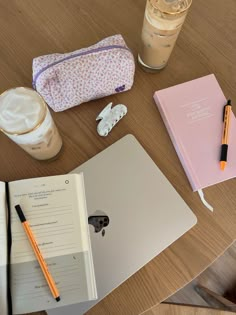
32,35,135,112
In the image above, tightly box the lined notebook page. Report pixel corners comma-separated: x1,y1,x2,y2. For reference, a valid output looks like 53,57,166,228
8,174,96,314
10,174,89,263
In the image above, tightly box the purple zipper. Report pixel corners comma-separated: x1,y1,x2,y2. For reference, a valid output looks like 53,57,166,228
32,45,131,88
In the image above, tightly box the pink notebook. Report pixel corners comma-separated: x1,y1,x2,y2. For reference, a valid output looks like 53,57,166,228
154,74,236,192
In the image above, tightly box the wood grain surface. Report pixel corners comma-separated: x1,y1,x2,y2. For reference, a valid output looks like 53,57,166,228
143,303,236,315
0,0,235,315
167,241,236,307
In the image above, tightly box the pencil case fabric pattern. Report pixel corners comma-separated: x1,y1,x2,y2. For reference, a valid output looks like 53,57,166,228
32,35,135,112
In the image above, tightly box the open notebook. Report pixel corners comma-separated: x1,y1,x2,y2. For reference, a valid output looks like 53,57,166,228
0,174,97,315
154,74,236,210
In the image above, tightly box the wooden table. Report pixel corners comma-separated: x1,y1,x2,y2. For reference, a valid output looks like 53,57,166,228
144,304,236,315
0,0,235,314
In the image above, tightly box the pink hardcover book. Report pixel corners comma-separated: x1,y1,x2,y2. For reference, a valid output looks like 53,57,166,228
154,74,236,192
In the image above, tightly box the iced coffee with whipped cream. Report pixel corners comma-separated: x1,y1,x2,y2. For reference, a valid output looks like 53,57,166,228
0,87,62,160
138,0,192,71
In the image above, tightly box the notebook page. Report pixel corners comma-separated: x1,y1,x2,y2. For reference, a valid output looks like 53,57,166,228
0,182,8,315
9,174,89,263
8,174,96,314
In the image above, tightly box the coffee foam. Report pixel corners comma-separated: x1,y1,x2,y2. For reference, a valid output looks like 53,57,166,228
0,87,44,133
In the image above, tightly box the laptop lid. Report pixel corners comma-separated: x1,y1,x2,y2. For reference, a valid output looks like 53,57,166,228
47,134,197,315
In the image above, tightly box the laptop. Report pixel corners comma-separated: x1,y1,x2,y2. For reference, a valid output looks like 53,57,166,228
47,134,197,315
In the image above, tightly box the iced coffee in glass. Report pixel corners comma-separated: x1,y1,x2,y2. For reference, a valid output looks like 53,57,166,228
138,0,192,71
0,87,63,160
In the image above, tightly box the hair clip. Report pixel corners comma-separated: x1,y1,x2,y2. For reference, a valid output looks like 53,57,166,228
96,102,127,137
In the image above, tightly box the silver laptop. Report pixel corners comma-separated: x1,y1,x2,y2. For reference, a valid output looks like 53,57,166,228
47,134,197,315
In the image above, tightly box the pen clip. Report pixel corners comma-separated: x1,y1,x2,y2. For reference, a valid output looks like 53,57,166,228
223,100,232,121
223,105,226,122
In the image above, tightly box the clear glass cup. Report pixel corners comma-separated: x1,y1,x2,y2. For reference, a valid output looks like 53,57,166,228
138,0,192,71
0,87,63,160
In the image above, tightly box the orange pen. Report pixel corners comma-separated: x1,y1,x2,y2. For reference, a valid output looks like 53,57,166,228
220,100,232,171
15,205,60,302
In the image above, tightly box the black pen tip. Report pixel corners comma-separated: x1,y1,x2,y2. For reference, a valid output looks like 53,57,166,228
227,99,231,105
15,205,26,223
56,296,61,302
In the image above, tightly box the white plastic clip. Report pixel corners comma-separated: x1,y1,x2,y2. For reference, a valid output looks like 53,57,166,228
96,102,127,137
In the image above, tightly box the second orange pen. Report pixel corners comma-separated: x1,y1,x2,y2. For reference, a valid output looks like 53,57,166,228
220,100,232,171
